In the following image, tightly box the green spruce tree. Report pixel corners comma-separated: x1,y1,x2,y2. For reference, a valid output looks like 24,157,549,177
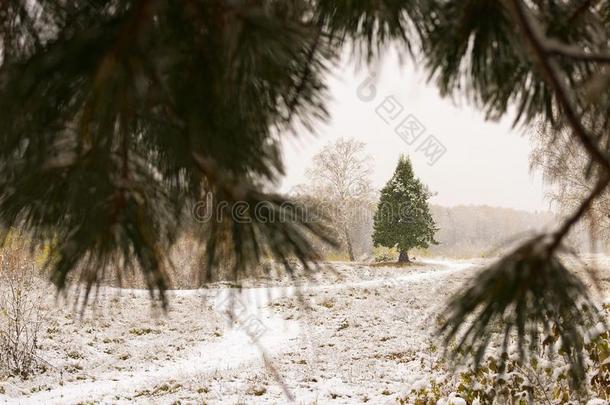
373,156,437,263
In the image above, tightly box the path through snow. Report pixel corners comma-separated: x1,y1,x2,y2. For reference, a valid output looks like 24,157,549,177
21,259,474,404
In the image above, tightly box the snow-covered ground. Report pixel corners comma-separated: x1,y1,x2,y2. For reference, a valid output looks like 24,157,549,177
0,257,607,404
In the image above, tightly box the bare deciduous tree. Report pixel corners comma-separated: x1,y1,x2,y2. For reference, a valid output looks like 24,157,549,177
531,129,610,248
304,138,374,261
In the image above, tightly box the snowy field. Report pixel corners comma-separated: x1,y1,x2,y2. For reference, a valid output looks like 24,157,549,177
1,257,609,404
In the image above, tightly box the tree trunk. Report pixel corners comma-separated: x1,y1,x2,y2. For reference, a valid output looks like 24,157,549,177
343,227,355,261
398,249,410,264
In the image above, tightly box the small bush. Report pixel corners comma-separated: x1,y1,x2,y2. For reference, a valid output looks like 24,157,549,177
373,246,397,263
0,244,45,378
66,351,83,360
129,328,156,336
399,321,610,404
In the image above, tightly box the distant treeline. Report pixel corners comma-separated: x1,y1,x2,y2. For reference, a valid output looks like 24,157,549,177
426,205,556,258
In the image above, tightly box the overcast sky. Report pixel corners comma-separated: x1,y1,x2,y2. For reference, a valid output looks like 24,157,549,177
279,52,550,213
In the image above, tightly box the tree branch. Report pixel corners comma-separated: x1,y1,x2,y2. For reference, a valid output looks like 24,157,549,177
566,0,599,26
545,42,610,64
507,0,610,251
548,174,610,253
285,25,323,123
506,0,610,172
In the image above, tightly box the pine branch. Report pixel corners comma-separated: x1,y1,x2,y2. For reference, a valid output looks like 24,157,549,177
546,42,610,64
16,2,41,50
437,2,610,386
506,0,610,172
285,25,323,124
507,0,610,252
440,236,603,385
566,0,600,26
191,152,337,280
548,174,610,253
